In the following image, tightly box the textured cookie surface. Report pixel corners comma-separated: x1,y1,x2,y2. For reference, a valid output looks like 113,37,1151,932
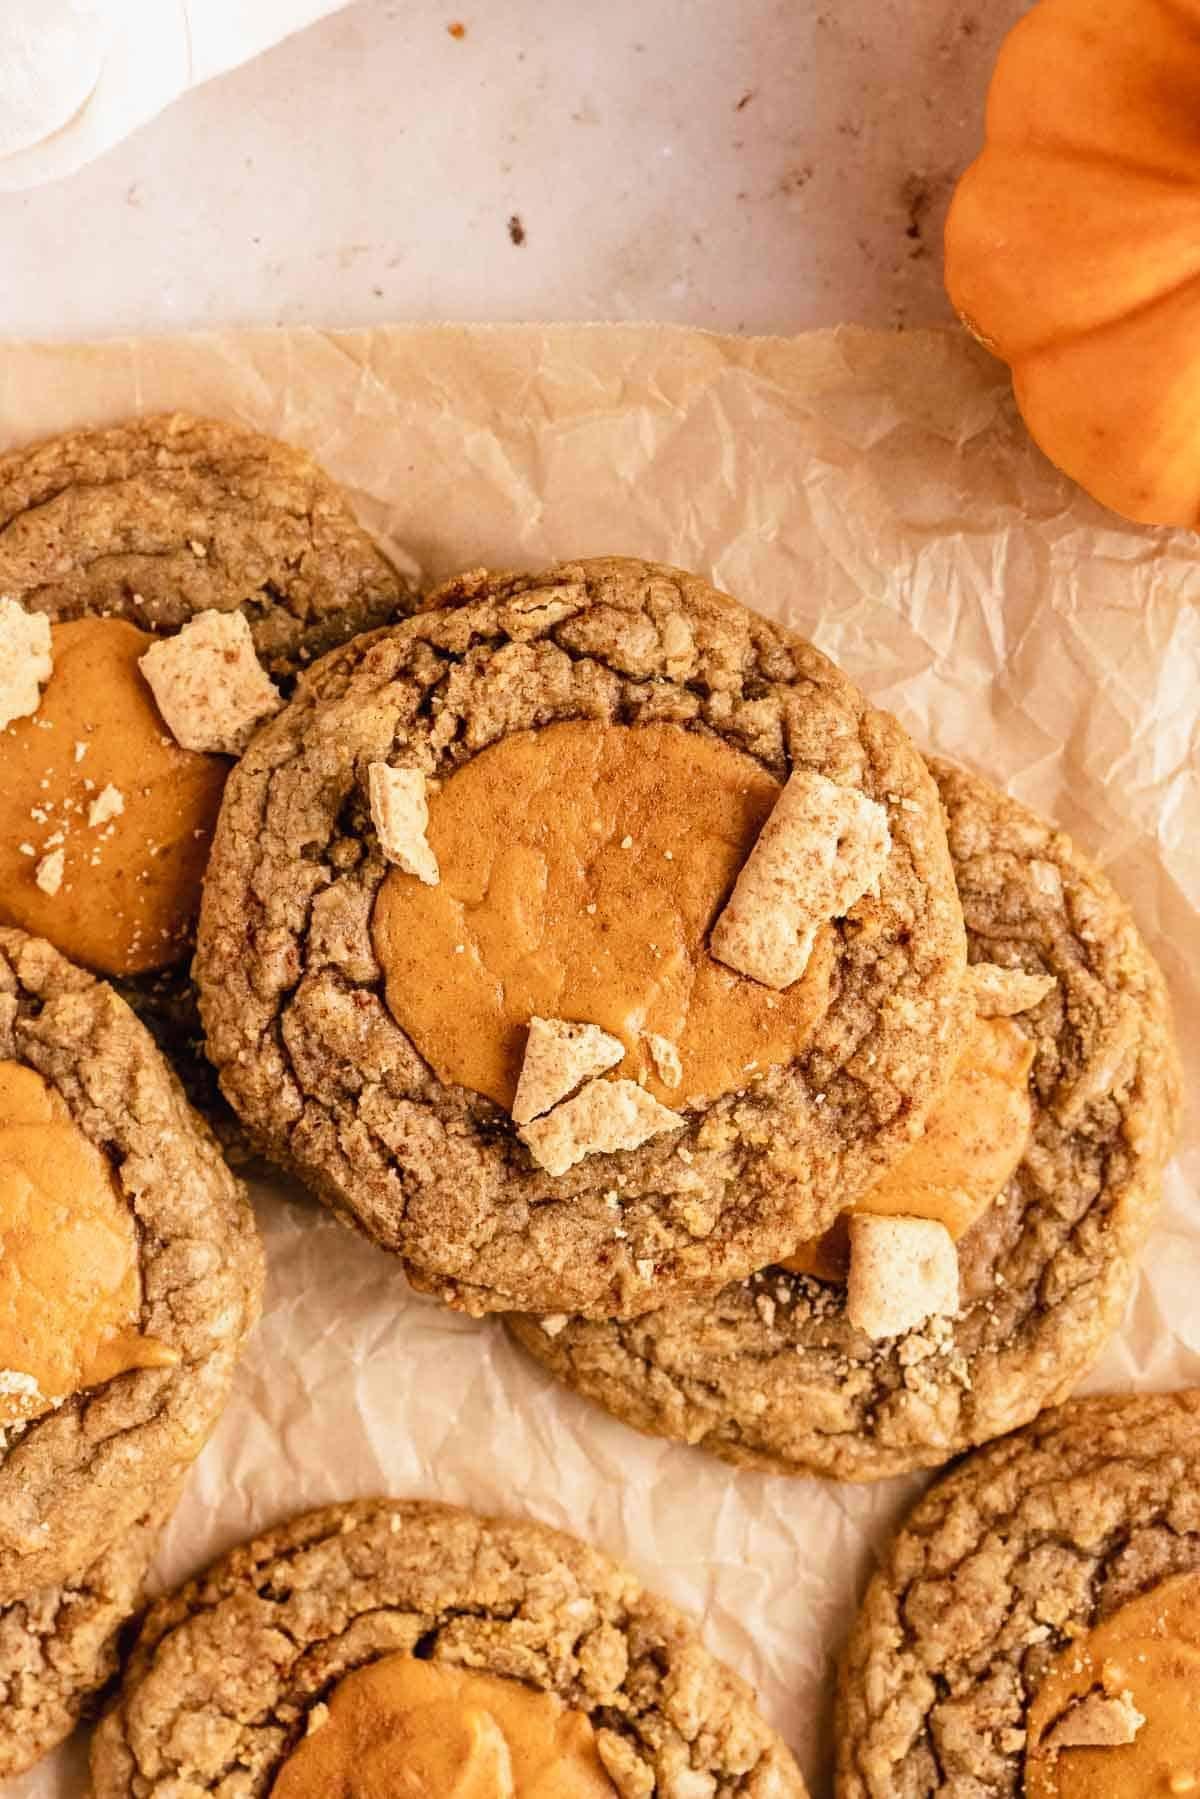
0,412,414,1143
836,1391,1200,1796
0,1498,169,1780
0,929,262,1601
196,556,970,1318
90,1497,808,1797
0,412,411,678
508,761,1178,1476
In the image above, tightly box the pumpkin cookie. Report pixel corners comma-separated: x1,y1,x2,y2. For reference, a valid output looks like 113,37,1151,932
0,1495,172,1780
0,413,414,1141
837,1391,1200,1796
90,1497,808,1797
0,928,262,1602
507,760,1178,1477
196,556,970,1317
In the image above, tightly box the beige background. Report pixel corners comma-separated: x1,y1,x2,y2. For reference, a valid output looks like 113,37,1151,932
0,0,1025,339
2,322,1197,1797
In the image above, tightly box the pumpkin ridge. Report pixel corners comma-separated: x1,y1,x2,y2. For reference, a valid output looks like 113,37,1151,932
977,141,1200,192
970,257,1200,363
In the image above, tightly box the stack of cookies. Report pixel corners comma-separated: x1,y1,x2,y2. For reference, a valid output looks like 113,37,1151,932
0,417,1183,1795
196,549,1178,1483
0,413,406,1775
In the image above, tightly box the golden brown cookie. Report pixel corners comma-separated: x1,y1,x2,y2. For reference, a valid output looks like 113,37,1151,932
196,556,971,1318
90,1498,808,1797
507,761,1178,1477
0,1496,171,1780
837,1392,1200,1796
0,413,414,1145
0,928,262,1602
0,412,409,678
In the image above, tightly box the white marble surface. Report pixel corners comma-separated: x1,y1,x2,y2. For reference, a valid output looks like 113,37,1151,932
0,0,1026,341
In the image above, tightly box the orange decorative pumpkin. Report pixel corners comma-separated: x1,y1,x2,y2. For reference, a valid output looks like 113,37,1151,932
944,0,1200,528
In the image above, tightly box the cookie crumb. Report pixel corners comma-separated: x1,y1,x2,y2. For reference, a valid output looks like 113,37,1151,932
74,740,88,762
306,1703,330,1736
367,764,440,886
34,848,65,896
88,783,125,828
512,1016,625,1125
540,1313,570,1338
140,610,282,754
711,768,891,989
0,596,53,730
521,1077,684,1177
644,1032,683,1087
846,1214,959,1340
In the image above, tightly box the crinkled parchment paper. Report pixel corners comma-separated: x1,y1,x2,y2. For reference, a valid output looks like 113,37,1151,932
2,324,1197,1798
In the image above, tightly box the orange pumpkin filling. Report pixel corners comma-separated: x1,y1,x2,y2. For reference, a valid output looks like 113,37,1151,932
371,721,839,1111
781,1014,1035,1280
1025,1573,1200,1797
0,1060,177,1430
272,1656,617,1798
0,617,229,978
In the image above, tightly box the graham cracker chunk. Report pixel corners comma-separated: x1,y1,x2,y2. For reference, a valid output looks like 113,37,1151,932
846,1214,959,1340
0,596,52,731
511,1017,625,1125
644,1032,683,1088
1044,1691,1145,1753
711,768,891,989
140,610,282,754
34,849,64,897
521,1077,684,1177
367,764,440,886
87,784,125,828
970,962,1057,1018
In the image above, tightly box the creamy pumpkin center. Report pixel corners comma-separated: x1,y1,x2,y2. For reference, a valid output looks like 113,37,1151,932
1025,1573,1200,1798
781,1014,1034,1280
371,721,835,1110
272,1656,617,1798
0,617,229,978
0,1061,177,1429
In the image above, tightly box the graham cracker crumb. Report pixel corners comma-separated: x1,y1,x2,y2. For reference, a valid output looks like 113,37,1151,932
521,1077,684,1177
846,1214,959,1340
34,848,64,896
644,1032,683,1088
970,962,1057,1017
0,595,53,731
1044,1690,1145,1753
512,1016,625,1125
367,764,440,886
87,783,125,828
711,767,891,989
140,609,282,754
